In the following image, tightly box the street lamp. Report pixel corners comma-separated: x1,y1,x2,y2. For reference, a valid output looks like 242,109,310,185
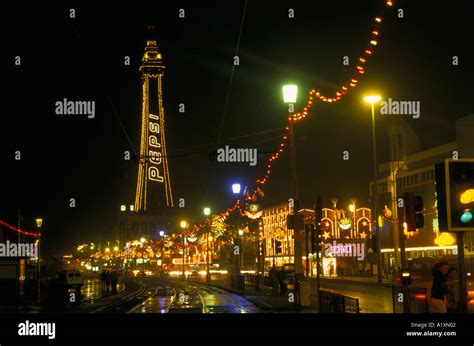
35,218,43,301
364,94,383,285
158,230,165,276
283,84,303,300
232,183,241,195
203,208,212,282
180,220,187,278
231,184,243,287
349,200,356,238
282,84,298,103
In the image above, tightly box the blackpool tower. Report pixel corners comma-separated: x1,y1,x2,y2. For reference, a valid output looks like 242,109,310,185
134,40,174,212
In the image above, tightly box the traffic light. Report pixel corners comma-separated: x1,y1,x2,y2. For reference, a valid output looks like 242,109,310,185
286,214,303,230
405,192,424,232
437,159,474,231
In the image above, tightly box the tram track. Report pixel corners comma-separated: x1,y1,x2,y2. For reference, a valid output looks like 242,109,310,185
87,277,261,314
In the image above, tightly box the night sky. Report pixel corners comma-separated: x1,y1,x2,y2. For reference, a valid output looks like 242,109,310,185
1,0,473,256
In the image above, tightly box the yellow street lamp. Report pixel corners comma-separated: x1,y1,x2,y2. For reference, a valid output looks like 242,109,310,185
363,95,381,104
180,220,188,278
203,207,211,216
35,217,43,301
364,94,382,285
35,218,43,228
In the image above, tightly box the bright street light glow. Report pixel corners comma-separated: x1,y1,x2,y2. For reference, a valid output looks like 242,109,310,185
203,207,211,216
120,205,126,211
113,246,119,252
282,85,298,103
232,183,241,194
140,237,146,243
180,220,188,229
238,229,244,236
363,95,381,104
349,204,355,213
159,230,165,237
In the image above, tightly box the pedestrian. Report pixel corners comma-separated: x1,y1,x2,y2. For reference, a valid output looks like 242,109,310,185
110,270,118,294
430,261,449,313
105,269,111,294
100,270,107,294
269,265,279,296
278,266,288,295
446,267,461,313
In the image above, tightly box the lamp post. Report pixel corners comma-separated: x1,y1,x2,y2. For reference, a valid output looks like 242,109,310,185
159,230,165,276
180,220,187,278
203,207,211,282
283,84,304,292
349,201,356,238
232,183,241,287
364,95,383,285
35,218,43,301
238,228,244,271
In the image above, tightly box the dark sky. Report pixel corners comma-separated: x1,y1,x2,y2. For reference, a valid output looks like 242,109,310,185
1,0,473,256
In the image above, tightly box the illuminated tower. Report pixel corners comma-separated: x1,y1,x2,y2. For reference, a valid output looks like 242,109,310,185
134,41,174,211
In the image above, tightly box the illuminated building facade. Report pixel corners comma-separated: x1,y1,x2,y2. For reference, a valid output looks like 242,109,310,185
261,203,294,269
134,40,174,212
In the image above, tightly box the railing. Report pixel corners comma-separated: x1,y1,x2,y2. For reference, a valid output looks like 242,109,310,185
392,285,428,313
319,290,360,313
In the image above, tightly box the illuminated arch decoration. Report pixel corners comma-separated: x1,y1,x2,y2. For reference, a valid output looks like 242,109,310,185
355,207,372,238
135,40,174,211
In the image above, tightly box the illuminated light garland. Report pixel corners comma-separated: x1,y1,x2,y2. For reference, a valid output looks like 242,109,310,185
252,0,394,190
0,219,40,237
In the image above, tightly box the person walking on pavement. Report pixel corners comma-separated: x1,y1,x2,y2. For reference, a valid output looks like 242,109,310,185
430,261,449,313
269,265,279,296
100,270,107,295
105,269,111,294
110,270,118,294
446,267,461,313
278,266,288,295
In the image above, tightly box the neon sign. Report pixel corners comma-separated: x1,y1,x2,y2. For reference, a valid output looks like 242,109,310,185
148,113,164,182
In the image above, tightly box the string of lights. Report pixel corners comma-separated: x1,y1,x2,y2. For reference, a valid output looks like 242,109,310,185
0,219,40,238
256,0,394,187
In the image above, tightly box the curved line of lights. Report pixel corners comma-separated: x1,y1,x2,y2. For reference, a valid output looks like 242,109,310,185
0,220,40,237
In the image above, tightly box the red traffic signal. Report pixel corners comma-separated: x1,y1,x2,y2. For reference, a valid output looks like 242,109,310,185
405,192,424,232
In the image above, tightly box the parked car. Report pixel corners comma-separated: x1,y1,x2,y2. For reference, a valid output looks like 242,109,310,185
51,270,83,289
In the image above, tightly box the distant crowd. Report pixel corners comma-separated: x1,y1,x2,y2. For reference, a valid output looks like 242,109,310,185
100,270,119,295
269,265,288,296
